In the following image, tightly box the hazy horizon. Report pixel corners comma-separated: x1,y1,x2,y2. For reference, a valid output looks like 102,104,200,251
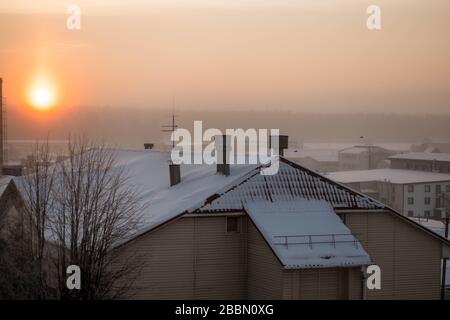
1,0,450,114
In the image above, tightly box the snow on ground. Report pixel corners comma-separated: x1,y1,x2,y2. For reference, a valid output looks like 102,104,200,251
245,200,371,268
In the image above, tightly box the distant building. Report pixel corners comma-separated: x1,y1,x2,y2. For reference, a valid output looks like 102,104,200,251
284,147,339,173
338,146,395,171
389,152,450,173
327,169,450,218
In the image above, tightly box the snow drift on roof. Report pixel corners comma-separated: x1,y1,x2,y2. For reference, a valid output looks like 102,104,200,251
245,200,371,268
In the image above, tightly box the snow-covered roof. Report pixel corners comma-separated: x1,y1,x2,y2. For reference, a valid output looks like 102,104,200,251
389,152,450,162
109,150,259,238
245,200,371,268
198,160,382,212
106,151,382,244
339,147,369,155
413,218,450,238
326,169,450,185
13,149,383,247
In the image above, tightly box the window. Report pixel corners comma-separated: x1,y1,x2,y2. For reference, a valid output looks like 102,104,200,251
408,197,414,205
424,210,431,217
425,185,431,193
424,197,431,205
446,185,450,193
436,185,442,194
407,210,414,217
407,185,414,192
226,216,240,233
436,198,441,208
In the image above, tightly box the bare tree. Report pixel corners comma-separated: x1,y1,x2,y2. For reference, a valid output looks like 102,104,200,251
21,137,145,299
21,141,55,298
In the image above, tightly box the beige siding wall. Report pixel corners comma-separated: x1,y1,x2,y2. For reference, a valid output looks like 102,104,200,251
342,211,442,299
116,215,247,299
282,267,362,300
247,220,283,299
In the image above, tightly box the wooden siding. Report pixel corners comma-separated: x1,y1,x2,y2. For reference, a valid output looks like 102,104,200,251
116,215,247,299
343,211,442,299
282,267,362,300
247,219,283,299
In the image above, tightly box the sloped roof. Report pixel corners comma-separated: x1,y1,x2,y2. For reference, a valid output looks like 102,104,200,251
197,159,382,212
245,200,371,268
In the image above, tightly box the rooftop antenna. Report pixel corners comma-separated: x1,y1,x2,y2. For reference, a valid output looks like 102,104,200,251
161,96,178,149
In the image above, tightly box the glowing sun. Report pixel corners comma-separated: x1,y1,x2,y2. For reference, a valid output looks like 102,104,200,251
29,85,56,110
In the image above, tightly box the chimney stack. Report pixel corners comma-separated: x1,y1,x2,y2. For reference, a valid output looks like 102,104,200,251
270,135,289,156
169,163,181,186
0,78,3,175
215,135,230,176
144,143,154,150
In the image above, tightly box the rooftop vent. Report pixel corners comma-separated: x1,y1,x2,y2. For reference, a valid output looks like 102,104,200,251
169,163,181,186
215,135,230,176
270,135,289,156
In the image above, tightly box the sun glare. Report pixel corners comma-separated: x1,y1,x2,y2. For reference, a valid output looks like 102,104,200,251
28,83,57,110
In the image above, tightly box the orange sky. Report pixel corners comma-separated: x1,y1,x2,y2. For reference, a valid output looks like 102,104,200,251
1,0,450,113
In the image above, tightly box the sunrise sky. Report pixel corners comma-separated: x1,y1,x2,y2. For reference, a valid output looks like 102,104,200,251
1,0,449,113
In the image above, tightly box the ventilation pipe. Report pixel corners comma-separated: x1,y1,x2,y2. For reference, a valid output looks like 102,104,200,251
215,135,230,176
169,163,181,186
270,135,289,156
144,143,154,150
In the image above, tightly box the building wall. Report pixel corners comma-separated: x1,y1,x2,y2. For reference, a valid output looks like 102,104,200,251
117,214,366,300
247,219,283,299
116,214,248,299
391,158,450,173
282,267,362,300
341,210,442,299
403,182,450,218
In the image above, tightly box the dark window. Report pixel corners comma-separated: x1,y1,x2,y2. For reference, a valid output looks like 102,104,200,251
425,185,431,192
407,185,414,192
425,210,431,217
408,197,414,205
424,197,431,205
226,216,240,233
436,198,441,208
446,185,450,193
436,185,442,194
407,210,414,217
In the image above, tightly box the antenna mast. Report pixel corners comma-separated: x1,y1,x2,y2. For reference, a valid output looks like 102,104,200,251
161,97,178,149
